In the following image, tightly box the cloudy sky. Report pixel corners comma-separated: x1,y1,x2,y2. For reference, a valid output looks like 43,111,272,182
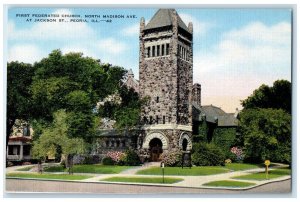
7,7,291,112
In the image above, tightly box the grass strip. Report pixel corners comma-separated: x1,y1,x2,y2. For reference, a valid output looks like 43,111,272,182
101,176,183,184
137,166,229,176
232,168,291,181
225,163,259,171
6,172,91,180
203,180,255,188
44,164,133,174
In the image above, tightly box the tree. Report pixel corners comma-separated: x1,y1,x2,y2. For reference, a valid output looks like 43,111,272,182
242,80,291,114
30,50,126,145
6,62,36,149
238,108,291,164
32,110,86,173
98,86,148,130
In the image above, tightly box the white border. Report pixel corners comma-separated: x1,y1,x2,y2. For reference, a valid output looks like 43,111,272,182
1,0,299,201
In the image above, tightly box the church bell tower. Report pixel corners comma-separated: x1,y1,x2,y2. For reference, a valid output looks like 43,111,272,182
138,9,193,159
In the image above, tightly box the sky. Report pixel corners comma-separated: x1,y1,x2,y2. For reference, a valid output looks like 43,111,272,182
6,7,292,113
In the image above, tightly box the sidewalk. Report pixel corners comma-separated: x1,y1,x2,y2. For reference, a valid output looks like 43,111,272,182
6,163,291,190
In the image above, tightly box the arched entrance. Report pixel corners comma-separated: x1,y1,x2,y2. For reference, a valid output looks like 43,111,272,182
149,138,163,162
182,138,188,151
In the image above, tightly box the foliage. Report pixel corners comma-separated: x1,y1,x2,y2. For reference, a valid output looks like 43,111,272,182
230,147,244,162
120,149,141,166
98,86,147,130
6,62,36,148
105,151,126,163
242,80,291,114
31,110,86,162
238,108,291,164
30,50,127,144
73,154,102,165
161,149,182,167
192,143,226,166
102,157,115,165
102,177,183,184
212,127,237,159
203,180,255,187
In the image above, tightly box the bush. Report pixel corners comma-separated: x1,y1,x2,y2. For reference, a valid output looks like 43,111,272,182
106,151,126,164
192,143,225,166
102,157,115,165
120,149,141,166
22,161,32,165
161,149,182,167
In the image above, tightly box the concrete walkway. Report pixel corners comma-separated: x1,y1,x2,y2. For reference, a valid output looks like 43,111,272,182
6,163,291,190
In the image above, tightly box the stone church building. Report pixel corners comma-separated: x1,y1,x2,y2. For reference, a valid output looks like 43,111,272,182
96,9,204,162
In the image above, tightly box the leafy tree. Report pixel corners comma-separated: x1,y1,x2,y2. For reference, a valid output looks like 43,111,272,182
98,86,147,130
30,50,126,145
6,62,36,148
32,110,86,173
238,108,291,164
242,80,291,114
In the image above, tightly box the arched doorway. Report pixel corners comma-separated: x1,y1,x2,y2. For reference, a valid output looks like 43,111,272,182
149,138,163,162
182,138,188,151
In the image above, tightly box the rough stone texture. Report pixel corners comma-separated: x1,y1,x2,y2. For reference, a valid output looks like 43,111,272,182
139,9,193,154
192,83,201,107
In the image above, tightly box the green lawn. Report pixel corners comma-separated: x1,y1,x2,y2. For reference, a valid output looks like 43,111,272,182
16,166,35,171
225,163,259,171
44,164,133,174
137,166,230,176
6,172,91,180
203,180,256,188
101,176,183,184
232,168,291,181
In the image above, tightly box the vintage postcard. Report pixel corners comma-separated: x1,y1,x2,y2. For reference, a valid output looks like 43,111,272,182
4,5,293,195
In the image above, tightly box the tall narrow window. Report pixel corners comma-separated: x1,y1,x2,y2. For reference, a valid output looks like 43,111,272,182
163,116,165,124
157,45,160,56
162,44,165,55
166,43,170,55
156,96,159,103
152,46,155,57
150,116,153,124
156,115,159,124
147,47,150,58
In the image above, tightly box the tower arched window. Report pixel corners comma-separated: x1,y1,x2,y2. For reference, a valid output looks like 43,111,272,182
166,43,170,55
152,46,155,57
147,47,150,58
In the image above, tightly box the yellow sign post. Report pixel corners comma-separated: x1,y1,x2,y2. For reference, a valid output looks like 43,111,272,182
264,160,271,179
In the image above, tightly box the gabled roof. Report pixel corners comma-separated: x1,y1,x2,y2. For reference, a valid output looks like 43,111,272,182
144,9,190,33
193,104,238,127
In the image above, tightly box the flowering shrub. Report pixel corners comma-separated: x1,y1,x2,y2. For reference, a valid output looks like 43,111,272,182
225,159,232,164
106,151,126,163
22,161,32,165
161,149,182,167
230,147,244,162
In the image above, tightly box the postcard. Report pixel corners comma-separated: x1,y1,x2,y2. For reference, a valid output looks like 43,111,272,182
4,5,292,195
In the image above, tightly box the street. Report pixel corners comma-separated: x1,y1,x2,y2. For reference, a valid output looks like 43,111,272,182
5,178,291,195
